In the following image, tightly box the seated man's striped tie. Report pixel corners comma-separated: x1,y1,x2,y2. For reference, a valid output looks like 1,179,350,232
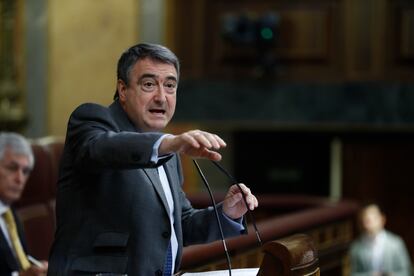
3,209,31,271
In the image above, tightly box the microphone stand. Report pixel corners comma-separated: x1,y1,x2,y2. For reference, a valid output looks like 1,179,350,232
193,160,232,276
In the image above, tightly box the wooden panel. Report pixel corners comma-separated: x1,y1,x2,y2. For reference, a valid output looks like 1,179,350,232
213,7,332,59
170,0,207,79
211,8,330,63
345,0,373,73
276,9,330,59
344,0,388,80
171,0,344,80
396,7,414,60
400,10,414,59
169,0,414,81
385,0,414,79
205,0,342,79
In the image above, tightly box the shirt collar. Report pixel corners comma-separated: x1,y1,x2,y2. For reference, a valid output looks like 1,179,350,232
0,200,10,216
376,230,386,242
363,229,386,244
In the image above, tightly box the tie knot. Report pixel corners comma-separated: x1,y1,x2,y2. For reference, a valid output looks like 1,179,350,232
2,209,14,225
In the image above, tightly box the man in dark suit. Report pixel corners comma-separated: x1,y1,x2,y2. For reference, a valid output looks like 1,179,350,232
48,43,258,275
0,132,48,275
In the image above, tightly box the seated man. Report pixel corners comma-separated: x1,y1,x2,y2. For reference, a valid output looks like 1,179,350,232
350,203,412,276
0,132,48,275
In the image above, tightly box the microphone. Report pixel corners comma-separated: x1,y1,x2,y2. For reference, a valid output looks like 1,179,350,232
193,159,232,276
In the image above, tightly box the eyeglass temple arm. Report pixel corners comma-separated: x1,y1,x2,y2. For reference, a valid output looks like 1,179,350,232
211,161,262,246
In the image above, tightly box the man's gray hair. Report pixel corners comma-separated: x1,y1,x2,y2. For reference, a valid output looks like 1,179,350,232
113,43,180,100
0,132,34,168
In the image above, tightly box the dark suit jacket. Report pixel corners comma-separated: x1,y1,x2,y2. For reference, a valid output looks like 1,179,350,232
48,101,243,276
0,208,29,274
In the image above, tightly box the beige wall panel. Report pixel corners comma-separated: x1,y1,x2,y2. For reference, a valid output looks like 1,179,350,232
48,0,138,136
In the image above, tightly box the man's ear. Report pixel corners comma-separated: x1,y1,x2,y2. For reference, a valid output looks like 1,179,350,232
117,79,127,101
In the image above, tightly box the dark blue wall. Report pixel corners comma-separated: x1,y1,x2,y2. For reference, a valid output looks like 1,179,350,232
175,80,414,126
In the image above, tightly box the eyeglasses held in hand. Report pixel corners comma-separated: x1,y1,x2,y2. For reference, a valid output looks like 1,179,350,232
193,160,262,246
210,161,262,247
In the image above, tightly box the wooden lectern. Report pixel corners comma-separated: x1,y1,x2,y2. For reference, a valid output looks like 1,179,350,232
258,234,320,276
180,233,319,275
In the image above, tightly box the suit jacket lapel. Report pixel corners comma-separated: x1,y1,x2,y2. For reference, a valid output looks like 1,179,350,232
110,101,170,215
143,168,170,216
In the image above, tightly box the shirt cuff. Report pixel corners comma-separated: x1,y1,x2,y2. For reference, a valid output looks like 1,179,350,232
221,211,245,233
151,134,173,164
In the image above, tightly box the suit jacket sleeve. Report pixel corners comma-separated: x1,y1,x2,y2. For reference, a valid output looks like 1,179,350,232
66,103,167,171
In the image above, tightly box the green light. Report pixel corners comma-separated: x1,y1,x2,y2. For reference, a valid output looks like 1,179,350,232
260,27,273,40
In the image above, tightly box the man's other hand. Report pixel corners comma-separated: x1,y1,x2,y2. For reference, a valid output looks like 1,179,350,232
20,261,48,276
223,184,258,219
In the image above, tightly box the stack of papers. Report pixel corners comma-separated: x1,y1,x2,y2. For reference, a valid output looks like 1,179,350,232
181,268,259,276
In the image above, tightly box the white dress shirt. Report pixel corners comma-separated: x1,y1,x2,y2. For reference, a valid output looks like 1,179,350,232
152,135,245,275
362,230,386,272
0,200,13,249
158,165,178,274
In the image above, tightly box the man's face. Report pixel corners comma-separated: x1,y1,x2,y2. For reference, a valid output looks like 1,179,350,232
118,58,177,132
0,148,31,205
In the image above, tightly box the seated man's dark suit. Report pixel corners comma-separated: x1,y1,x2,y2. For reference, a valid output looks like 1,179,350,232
48,101,243,275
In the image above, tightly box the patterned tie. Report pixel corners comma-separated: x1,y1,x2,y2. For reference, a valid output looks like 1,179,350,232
2,209,31,271
163,241,173,276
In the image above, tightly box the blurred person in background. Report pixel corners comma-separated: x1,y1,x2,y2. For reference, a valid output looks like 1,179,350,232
350,203,412,276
